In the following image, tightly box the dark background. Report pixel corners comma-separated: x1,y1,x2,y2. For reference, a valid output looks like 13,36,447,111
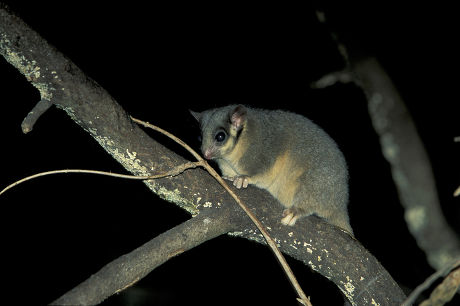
0,1,459,305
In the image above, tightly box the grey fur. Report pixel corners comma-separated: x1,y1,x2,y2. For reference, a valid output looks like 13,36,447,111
192,105,352,235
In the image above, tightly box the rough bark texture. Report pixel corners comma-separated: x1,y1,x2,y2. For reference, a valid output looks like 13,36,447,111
1,4,405,305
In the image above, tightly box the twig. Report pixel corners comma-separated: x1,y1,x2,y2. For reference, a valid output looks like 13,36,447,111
131,116,312,306
402,258,460,306
420,266,460,306
21,99,54,133
314,9,350,66
454,187,460,197
310,70,353,89
0,162,201,196
454,137,460,197
1,116,312,305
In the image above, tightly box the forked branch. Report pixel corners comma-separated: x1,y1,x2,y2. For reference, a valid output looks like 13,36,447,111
128,117,312,305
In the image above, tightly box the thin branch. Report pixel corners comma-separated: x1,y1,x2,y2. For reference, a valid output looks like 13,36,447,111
454,137,460,197
0,162,201,196
402,258,460,306
314,9,350,66
420,266,460,306
21,99,53,133
454,187,460,197
131,116,312,305
1,116,311,305
310,70,353,89
131,116,203,162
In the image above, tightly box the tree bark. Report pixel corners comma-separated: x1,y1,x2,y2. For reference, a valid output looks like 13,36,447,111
51,207,237,305
1,4,405,305
313,6,460,270
353,57,460,270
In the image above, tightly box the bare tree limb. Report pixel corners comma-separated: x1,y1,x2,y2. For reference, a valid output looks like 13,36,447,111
352,57,460,269
312,7,460,270
402,258,460,306
52,207,236,305
0,163,202,196
454,137,460,197
21,98,53,133
420,265,460,306
1,4,406,305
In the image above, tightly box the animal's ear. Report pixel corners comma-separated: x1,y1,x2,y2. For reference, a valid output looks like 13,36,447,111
189,110,202,122
230,105,247,131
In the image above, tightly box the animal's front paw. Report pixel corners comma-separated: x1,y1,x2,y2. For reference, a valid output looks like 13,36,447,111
222,175,250,189
281,208,300,226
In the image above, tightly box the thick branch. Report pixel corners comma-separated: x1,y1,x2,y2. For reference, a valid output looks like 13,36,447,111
313,9,460,303
353,57,460,269
312,8,460,270
1,5,405,305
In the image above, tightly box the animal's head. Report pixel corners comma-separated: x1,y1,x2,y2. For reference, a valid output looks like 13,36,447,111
190,105,247,160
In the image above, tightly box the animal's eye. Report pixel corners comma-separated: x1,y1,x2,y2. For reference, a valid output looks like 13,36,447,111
215,131,226,143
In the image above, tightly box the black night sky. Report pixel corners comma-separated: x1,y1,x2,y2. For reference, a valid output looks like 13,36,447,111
0,2,459,305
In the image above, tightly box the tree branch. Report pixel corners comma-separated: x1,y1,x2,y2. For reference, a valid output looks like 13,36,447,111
312,7,460,270
52,207,236,305
21,98,53,133
352,57,460,269
1,4,406,305
131,117,312,305
402,258,460,306
419,266,460,306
